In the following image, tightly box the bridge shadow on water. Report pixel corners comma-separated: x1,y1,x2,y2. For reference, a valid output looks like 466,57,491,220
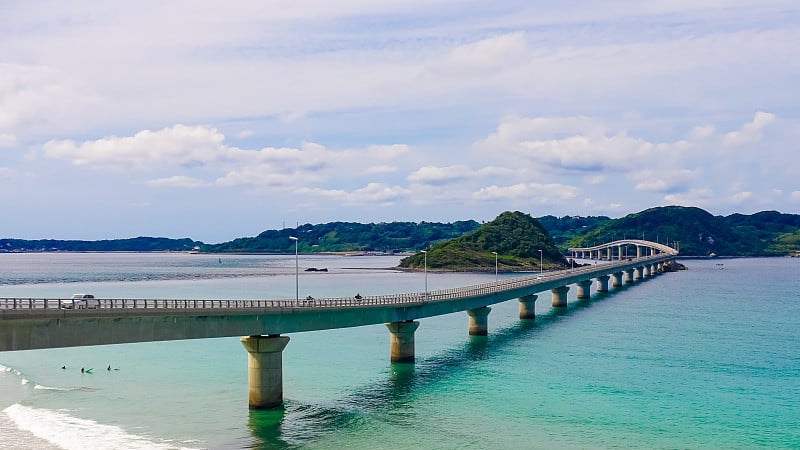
238,288,631,449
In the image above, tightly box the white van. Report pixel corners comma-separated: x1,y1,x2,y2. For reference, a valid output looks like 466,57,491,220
61,294,99,309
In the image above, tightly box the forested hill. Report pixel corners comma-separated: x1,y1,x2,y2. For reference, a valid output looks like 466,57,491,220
398,211,568,271
557,206,800,257
0,237,201,252
199,220,480,253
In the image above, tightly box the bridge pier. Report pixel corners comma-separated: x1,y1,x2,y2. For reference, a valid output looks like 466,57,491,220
386,320,420,363
634,266,644,280
650,263,658,275
551,286,569,307
596,275,610,292
467,307,491,336
612,272,623,287
624,268,636,284
240,335,291,409
576,280,593,299
642,265,650,277
518,294,537,319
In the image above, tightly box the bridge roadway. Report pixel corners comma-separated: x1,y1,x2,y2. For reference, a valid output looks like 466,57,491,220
0,240,677,408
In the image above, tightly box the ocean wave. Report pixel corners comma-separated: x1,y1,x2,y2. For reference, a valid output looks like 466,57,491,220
3,404,200,450
20,378,29,385
33,384,72,391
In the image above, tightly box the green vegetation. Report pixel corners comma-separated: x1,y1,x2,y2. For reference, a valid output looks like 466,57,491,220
0,237,201,252
199,220,480,253
2,207,798,259
556,206,800,257
398,211,568,271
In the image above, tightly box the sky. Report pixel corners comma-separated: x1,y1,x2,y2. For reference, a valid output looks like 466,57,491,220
2,1,799,243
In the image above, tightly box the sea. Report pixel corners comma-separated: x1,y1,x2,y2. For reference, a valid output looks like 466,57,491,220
0,253,798,449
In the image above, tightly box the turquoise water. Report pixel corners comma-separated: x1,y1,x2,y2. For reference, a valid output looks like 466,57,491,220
1,254,798,449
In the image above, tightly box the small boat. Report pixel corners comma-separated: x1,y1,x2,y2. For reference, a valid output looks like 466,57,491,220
304,267,328,272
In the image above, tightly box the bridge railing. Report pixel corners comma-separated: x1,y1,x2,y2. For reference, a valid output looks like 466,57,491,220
0,253,674,312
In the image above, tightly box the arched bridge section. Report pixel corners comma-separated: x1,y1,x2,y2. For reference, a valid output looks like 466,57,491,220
569,239,677,260
1,240,678,409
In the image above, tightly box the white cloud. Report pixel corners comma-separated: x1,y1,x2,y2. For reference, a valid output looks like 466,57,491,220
473,182,579,202
408,165,474,185
147,176,208,188
791,191,800,202
0,167,14,179
730,191,752,204
631,169,699,193
309,183,410,205
42,125,229,170
722,112,776,147
664,188,715,206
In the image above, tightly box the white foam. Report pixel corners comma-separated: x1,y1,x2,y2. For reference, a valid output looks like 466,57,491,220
33,384,71,391
21,378,29,385
3,404,200,450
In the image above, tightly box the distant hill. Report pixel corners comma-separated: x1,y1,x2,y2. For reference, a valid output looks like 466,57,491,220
398,211,568,271
199,220,480,253
557,206,800,257
0,237,202,252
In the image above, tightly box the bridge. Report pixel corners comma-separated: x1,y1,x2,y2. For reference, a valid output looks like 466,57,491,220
0,240,677,409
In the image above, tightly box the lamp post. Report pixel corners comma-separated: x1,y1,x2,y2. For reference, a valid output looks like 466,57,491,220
289,236,298,306
538,249,543,273
421,250,428,299
492,251,498,283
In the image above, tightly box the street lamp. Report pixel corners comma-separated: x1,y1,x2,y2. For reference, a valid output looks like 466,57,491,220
289,236,298,306
538,249,543,273
421,250,428,299
492,251,498,282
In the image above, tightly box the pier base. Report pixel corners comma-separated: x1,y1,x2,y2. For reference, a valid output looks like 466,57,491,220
551,286,569,307
240,335,290,409
612,272,623,287
624,269,635,284
467,307,491,336
518,294,537,319
386,320,420,363
596,275,610,292
634,267,643,280
576,280,592,299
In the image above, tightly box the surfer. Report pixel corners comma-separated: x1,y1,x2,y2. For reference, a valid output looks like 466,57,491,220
81,367,85,373
107,364,111,371
61,365,66,370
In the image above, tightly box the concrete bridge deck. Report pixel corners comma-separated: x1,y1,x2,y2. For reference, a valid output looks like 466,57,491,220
0,240,677,408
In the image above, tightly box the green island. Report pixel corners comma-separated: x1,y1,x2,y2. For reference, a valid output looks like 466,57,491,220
2,207,799,271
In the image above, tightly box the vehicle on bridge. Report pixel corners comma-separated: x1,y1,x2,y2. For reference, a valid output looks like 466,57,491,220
60,293,99,310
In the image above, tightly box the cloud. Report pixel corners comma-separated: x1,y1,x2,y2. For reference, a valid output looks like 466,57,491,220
730,191,752,204
42,125,229,170
664,188,714,206
631,169,699,194
473,182,579,202
722,112,776,147
308,183,410,205
0,167,14,179
791,191,800,202
408,165,474,185
147,176,208,188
